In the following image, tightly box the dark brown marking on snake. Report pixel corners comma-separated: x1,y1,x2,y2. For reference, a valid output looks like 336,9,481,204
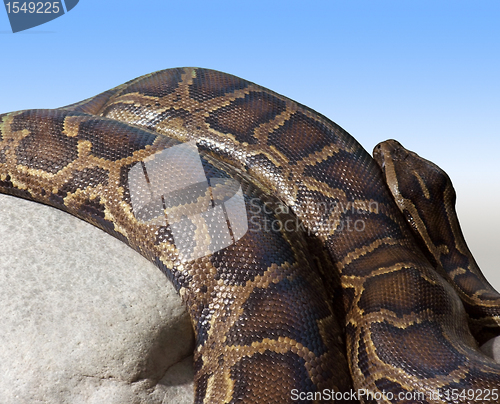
227,277,329,355
211,223,296,286
371,321,465,377
206,92,287,145
14,111,78,173
78,118,158,161
303,150,390,204
189,68,249,102
357,330,371,379
328,211,406,258
359,267,451,317
60,167,109,194
342,243,424,277
440,248,470,277
455,272,500,301
268,111,335,165
126,68,185,98
230,351,313,404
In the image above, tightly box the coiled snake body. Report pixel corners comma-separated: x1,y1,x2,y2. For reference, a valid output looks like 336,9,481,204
1,68,499,403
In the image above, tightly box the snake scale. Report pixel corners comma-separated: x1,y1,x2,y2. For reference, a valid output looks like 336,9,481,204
1,68,499,403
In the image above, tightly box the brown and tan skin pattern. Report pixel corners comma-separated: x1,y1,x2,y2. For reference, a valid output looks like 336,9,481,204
373,139,500,344
0,110,352,403
1,68,500,403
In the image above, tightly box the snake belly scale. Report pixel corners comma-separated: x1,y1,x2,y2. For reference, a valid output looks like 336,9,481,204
0,68,499,403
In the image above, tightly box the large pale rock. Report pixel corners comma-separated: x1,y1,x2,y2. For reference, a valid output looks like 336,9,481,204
0,194,195,403
480,337,500,363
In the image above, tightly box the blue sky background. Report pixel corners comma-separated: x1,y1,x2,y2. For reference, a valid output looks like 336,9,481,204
1,1,499,289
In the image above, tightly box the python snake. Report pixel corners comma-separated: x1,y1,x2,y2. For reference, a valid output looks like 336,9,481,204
1,68,499,403
374,140,500,346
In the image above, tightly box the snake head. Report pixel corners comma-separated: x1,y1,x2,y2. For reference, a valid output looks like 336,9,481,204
373,137,458,260
373,139,409,173
372,139,413,205
373,139,455,202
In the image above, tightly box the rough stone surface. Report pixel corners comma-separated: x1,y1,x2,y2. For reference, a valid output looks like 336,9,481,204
2,194,499,403
480,336,500,363
0,194,194,403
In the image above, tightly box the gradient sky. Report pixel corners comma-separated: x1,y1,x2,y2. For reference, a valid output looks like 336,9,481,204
1,1,499,289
